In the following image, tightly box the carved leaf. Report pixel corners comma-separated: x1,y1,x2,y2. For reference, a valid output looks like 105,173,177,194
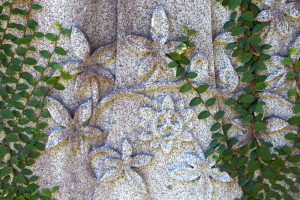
214,32,236,45
74,99,92,125
125,169,148,194
210,168,232,182
198,176,213,200
95,157,122,182
184,152,205,167
214,48,239,92
137,56,156,81
46,127,67,149
47,97,72,127
162,96,175,111
265,117,290,133
91,43,116,66
151,6,169,45
291,35,300,62
285,6,300,20
131,154,153,167
122,139,133,160
71,27,91,60
169,163,200,181
189,52,210,83
160,141,173,154
80,125,106,139
89,146,121,160
125,35,152,54
256,10,274,22
90,77,99,105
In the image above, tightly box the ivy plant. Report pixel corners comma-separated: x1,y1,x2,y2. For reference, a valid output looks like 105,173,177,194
0,1,71,199
166,0,300,199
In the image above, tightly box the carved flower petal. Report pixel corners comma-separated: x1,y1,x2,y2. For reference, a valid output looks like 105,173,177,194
74,99,92,125
199,176,213,200
151,6,169,45
189,52,210,83
47,97,72,127
210,168,232,182
46,127,68,149
160,141,173,154
161,96,175,111
94,157,122,182
125,35,152,54
125,169,148,194
90,43,116,66
131,154,153,167
169,163,200,182
89,146,121,160
262,0,276,7
139,129,154,141
213,32,236,45
214,48,239,92
256,10,274,22
291,35,300,62
122,139,133,160
71,27,91,60
265,117,290,133
285,5,300,20
79,125,106,139
137,56,156,82
184,152,205,168
139,107,156,125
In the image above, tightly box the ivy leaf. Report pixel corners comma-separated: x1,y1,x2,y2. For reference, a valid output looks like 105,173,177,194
240,53,253,63
205,98,216,107
239,95,255,103
196,84,209,94
179,83,192,93
189,97,202,106
284,133,297,141
198,111,210,119
54,46,67,56
241,11,255,21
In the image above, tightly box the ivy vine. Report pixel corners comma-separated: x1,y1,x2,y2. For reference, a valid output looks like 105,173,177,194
167,0,300,199
0,1,71,199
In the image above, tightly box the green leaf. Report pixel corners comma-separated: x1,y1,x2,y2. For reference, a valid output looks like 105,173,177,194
189,97,202,106
293,104,300,114
239,95,255,103
228,0,242,9
288,88,297,97
253,121,267,131
225,98,236,106
168,52,181,61
61,72,72,80
281,57,293,65
196,84,209,94
45,33,57,42
255,82,267,91
248,35,262,44
241,11,255,21
31,3,43,10
39,50,52,59
215,111,225,120
23,57,37,65
284,132,297,141
257,146,272,162
210,123,221,131
231,26,245,36
176,66,185,77
205,97,216,107
286,71,297,79
198,111,210,119
167,61,178,68
53,83,65,90
240,52,253,63
187,72,198,79
54,46,67,56
179,83,192,93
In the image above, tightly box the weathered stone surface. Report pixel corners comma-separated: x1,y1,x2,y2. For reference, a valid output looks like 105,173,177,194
29,0,300,199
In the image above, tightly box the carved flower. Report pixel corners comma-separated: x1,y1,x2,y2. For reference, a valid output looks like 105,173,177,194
139,96,194,154
256,0,300,52
89,139,153,194
46,97,106,152
169,151,232,200
125,6,183,82
56,27,116,105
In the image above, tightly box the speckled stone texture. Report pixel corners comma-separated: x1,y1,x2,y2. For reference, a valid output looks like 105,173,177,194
29,0,300,200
